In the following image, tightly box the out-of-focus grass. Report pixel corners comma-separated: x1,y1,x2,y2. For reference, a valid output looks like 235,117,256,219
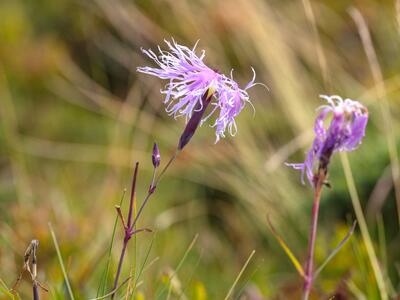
0,0,400,299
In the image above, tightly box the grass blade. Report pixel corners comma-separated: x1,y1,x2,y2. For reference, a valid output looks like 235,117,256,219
224,250,255,300
96,189,127,296
89,276,133,300
156,234,198,299
377,215,396,296
349,6,400,229
267,216,305,278
340,153,388,300
0,278,16,299
48,222,76,300
347,280,367,300
128,232,157,298
313,220,357,279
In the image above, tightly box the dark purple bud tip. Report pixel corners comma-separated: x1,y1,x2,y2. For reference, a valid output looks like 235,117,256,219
152,142,161,167
178,91,213,150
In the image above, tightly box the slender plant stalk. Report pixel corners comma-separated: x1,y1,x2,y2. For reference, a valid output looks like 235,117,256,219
127,151,179,234
31,242,39,300
349,7,400,229
303,170,325,300
11,240,48,300
49,223,75,300
154,150,179,187
111,163,139,299
313,220,356,280
223,250,256,300
126,163,139,229
111,88,203,296
301,0,329,87
33,282,39,300
340,153,388,300
163,234,198,300
97,189,127,297
111,150,179,298
111,243,128,299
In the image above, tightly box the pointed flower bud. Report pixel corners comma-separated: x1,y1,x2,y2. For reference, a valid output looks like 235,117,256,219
152,142,161,167
178,90,213,150
287,95,368,186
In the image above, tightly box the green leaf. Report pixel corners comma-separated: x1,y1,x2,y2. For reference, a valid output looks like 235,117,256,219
313,220,357,279
267,216,305,278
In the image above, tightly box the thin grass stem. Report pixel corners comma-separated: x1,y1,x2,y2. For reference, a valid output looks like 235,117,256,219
349,7,400,229
340,153,388,300
97,189,127,297
165,234,199,300
224,250,256,300
313,220,357,280
48,223,75,300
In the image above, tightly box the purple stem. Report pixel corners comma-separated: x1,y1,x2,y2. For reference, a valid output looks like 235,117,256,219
111,241,128,299
303,170,325,300
130,152,178,231
126,162,139,229
33,283,39,300
110,152,178,298
111,162,139,299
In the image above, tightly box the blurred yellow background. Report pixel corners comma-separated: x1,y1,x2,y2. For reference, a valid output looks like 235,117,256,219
1,0,400,299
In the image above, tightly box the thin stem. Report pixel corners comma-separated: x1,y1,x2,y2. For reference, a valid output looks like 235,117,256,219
149,165,157,192
32,242,39,300
349,7,400,229
127,162,139,229
33,283,39,300
223,250,256,300
340,153,388,300
115,206,127,230
130,150,179,230
303,171,325,300
313,220,357,280
130,228,152,235
301,0,330,87
111,163,139,299
111,151,179,299
97,189,127,297
89,276,133,300
154,150,179,187
49,223,75,300
111,241,128,299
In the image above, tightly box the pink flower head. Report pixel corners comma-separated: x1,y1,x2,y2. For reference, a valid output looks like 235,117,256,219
137,39,257,143
287,95,368,186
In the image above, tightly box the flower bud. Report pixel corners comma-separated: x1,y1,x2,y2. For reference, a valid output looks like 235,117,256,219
152,142,161,167
177,91,213,150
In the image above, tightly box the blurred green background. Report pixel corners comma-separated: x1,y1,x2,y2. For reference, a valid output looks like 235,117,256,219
1,0,400,299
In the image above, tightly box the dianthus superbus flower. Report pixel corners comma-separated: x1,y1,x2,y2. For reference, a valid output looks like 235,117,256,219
137,39,257,144
287,95,368,186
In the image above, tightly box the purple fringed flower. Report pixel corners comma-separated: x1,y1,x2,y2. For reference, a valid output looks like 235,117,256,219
287,95,368,186
137,39,257,142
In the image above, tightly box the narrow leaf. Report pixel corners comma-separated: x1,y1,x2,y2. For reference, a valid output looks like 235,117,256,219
224,250,255,300
267,216,305,278
0,278,16,299
97,189,127,296
48,222,75,300
313,220,357,279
